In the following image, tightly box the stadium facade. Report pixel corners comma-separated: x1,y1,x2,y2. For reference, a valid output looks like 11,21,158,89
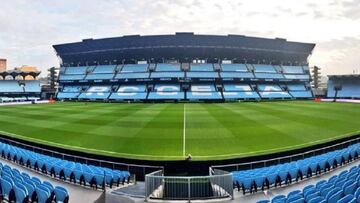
53,33,315,102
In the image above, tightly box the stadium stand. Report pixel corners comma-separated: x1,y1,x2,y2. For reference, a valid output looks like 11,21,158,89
328,75,360,99
257,84,292,99
78,86,111,100
148,84,184,100
233,143,360,195
0,141,130,190
0,80,41,102
257,164,360,203
0,162,69,203
109,85,147,101
56,63,313,101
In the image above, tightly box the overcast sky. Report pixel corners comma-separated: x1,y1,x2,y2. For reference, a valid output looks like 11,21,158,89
0,0,359,76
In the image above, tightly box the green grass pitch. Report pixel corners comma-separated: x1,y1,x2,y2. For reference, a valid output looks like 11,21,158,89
0,101,359,161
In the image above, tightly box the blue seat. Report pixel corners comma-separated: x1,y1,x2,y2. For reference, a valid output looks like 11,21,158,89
287,190,301,198
343,181,357,195
337,194,355,203
328,190,343,203
287,197,304,203
286,194,302,203
14,185,28,203
308,196,325,203
1,178,13,200
305,191,320,202
271,195,286,203
354,187,360,199
54,186,69,203
36,188,51,203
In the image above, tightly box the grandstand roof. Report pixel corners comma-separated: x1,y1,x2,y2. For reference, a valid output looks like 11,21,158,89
328,74,360,79
0,70,41,78
53,33,315,66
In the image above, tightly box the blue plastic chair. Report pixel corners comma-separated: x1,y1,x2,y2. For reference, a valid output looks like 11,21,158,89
1,178,13,200
337,194,356,203
13,185,28,203
36,188,51,203
54,186,69,203
328,190,343,203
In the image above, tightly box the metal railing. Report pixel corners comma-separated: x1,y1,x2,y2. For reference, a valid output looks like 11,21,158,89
0,135,162,181
145,169,233,202
211,135,360,172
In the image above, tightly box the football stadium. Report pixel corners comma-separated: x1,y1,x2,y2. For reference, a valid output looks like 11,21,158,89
0,31,360,203
1,2,360,202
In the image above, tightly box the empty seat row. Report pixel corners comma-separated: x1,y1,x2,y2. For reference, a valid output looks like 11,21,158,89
258,164,360,203
0,162,69,203
0,142,130,190
233,143,360,194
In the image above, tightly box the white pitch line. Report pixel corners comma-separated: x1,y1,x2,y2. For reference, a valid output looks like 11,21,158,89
183,104,186,157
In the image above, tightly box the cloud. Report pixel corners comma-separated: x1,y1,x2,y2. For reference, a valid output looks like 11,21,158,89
341,0,360,20
0,0,359,76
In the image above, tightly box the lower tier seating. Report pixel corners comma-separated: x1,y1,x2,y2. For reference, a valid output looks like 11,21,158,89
258,164,360,203
0,162,69,203
233,143,360,195
0,142,130,189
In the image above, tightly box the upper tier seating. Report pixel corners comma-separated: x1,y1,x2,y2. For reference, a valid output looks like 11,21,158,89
257,164,360,203
92,65,116,74
59,74,86,81
190,64,214,71
0,162,69,203
23,81,41,93
221,64,249,72
65,66,88,75
115,72,149,79
220,72,254,79
121,64,148,72
155,64,181,72
254,73,284,79
0,81,24,93
151,72,184,78
187,71,218,78
253,65,277,73
109,85,147,100
233,143,360,195
284,74,310,80
282,66,304,74
85,73,114,80
0,142,130,189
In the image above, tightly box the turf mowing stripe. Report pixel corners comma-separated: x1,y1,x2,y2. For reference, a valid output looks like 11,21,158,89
183,104,186,157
